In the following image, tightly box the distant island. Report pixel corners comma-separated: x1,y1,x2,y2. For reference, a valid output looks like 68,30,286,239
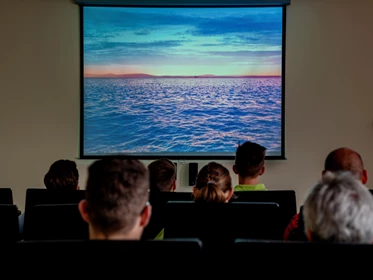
84,73,280,78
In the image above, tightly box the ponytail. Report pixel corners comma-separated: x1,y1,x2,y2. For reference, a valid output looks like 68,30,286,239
193,181,226,203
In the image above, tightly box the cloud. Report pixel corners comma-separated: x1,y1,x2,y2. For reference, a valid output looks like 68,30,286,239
85,40,185,52
190,17,282,37
198,33,282,48
83,7,283,67
84,32,119,39
206,50,281,57
84,48,281,67
199,43,223,47
134,29,151,36
84,6,283,37
84,39,188,66
223,33,282,47
83,8,197,33
85,52,167,65
230,55,281,65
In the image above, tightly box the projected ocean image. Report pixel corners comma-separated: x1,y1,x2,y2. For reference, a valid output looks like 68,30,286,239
83,7,283,156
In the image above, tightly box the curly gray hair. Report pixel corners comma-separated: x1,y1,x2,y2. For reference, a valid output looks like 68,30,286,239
303,171,373,243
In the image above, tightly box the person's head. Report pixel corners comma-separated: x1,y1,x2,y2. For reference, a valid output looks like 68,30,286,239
193,162,233,203
44,159,79,190
78,158,151,240
148,158,176,192
233,141,266,179
303,171,373,244
323,147,368,184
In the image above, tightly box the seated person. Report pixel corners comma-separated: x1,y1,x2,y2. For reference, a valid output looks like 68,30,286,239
78,158,151,240
193,161,234,203
155,161,233,239
19,159,80,233
44,159,80,190
148,158,176,192
303,171,373,243
283,147,369,241
141,158,177,240
232,141,267,191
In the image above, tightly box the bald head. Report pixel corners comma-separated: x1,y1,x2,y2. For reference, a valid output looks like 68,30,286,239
324,147,367,183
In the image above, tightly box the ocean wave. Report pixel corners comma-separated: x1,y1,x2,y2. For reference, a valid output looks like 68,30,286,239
83,78,282,155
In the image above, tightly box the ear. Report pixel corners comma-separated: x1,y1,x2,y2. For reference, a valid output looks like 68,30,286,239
78,199,89,223
192,186,198,197
259,166,265,176
306,229,312,241
171,180,176,192
362,169,368,185
76,184,80,190
225,188,234,202
232,165,239,175
321,170,326,177
140,204,152,227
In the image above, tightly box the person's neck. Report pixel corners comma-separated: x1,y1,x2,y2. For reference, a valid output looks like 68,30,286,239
89,227,142,240
239,176,260,186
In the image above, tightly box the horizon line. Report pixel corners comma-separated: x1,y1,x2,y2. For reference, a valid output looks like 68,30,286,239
84,73,281,78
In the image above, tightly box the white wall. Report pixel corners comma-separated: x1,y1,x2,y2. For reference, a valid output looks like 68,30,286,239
1,0,373,211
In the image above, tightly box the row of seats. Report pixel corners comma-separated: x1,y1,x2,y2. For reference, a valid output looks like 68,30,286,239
0,201,286,243
0,188,298,242
143,189,297,239
0,239,371,277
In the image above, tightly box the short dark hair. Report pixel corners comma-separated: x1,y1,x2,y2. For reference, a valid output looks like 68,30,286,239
44,160,79,190
234,141,266,178
85,158,149,235
324,147,364,179
148,158,176,192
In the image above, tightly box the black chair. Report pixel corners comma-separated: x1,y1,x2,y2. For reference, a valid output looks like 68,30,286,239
22,203,88,240
0,204,20,242
149,191,194,203
232,190,297,233
23,188,86,231
142,191,194,240
24,188,86,212
232,239,373,277
0,188,13,204
163,201,281,257
14,239,203,277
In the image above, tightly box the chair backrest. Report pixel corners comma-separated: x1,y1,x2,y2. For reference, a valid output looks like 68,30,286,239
149,191,194,204
163,201,282,243
0,188,13,204
232,239,373,277
25,188,86,212
0,204,20,242
22,203,88,240
142,191,194,240
14,239,203,276
23,188,86,230
232,190,297,233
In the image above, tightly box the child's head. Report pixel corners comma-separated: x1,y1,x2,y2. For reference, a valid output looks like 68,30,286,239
148,158,176,192
233,141,266,179
44,159,79,190
193,162,233,203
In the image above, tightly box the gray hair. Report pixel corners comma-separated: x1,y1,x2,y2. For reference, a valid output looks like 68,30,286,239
303,171,373,243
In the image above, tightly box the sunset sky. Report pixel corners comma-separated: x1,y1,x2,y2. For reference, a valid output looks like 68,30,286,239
83,6,283,77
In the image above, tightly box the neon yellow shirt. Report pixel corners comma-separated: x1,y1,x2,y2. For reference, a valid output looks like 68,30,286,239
154,228,164,240
234,184,267,191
